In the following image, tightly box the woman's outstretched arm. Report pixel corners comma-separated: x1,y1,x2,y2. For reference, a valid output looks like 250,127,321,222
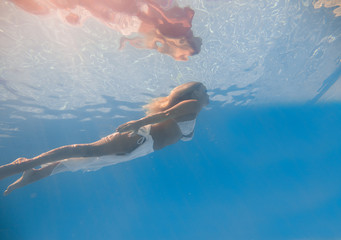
116,99,201,133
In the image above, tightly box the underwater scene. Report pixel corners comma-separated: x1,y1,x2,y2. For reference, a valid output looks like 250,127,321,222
0,0,341,239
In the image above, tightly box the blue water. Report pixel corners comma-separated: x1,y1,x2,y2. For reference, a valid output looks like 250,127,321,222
1,103,341,239
1,0,341,239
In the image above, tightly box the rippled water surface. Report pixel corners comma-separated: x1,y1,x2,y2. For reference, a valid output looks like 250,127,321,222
1,1,340,114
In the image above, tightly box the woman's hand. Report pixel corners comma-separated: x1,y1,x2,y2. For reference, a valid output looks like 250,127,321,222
116,120,141,134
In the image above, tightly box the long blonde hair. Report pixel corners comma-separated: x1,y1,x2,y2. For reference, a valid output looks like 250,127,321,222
143,96,170,116
143,82,203,115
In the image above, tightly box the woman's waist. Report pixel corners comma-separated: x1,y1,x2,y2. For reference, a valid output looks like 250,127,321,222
150,120,182,150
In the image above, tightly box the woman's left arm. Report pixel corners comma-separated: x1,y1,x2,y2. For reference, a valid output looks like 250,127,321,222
116,99,201,133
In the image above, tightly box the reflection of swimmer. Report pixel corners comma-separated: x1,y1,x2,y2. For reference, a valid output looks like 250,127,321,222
123,0,202,61
10,0,202,60
313,0,341,17
0,82,209,195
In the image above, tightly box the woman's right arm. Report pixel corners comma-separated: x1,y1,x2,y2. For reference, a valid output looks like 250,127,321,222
116,99,201,133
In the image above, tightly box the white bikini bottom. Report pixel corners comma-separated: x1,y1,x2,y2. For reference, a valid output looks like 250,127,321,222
47,125,154,175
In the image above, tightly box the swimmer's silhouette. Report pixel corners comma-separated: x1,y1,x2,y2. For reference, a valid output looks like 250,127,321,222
10,0,202,61
0,82,209,195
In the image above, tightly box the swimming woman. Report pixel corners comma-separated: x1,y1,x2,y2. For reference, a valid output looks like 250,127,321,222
0,82,209,195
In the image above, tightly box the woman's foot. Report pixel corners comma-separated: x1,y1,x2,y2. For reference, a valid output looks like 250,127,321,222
3,169,35,196
0,158,29,180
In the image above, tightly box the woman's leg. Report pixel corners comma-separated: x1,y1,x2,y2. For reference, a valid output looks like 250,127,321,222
0,132,142,180
0,143,93,181
4,162,60,196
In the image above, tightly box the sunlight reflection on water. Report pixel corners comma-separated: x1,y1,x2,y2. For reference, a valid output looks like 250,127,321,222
0,0,340,122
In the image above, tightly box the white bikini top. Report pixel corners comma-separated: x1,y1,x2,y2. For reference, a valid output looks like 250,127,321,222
177,119,196,141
